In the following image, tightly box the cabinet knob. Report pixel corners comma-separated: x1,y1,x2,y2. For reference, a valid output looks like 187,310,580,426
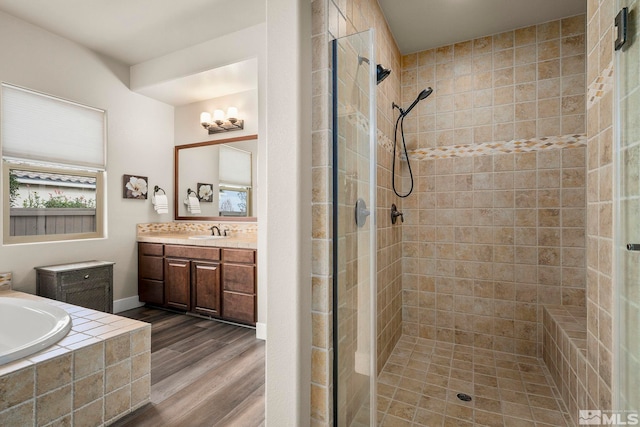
84,274,90,279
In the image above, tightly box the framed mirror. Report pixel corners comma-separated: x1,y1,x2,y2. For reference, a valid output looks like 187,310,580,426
174,134,258,221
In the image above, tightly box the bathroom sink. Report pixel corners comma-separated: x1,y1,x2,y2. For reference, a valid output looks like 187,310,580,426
188,235,227,240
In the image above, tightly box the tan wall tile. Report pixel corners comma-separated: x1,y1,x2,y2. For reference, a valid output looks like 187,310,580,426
36,354,72,396
0,367,34,412
36,385,71,426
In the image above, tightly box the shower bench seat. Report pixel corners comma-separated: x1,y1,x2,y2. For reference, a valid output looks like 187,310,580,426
542,305,587,425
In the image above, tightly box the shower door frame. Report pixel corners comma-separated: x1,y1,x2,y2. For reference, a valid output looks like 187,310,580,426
331,29,378,426
615,0,640,413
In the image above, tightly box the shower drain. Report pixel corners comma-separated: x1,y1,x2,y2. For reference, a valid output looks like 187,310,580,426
456,393,472,402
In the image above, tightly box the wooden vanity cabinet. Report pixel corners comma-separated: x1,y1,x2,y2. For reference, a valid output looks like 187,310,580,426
222,249,256,325
138,243,164,305
138,242,254,325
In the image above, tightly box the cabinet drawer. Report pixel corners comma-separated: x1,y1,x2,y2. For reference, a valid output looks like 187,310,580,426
223,264,255,294
139,242,164,256
139,255,163,280
223,249,255,264
60,267,111,286
165,245,220,260
222,291,255,324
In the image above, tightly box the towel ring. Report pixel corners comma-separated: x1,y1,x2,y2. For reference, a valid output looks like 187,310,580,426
187,188,197,196
154,185,166,195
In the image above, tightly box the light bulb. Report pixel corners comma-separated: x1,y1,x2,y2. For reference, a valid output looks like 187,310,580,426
200,112,211,125
226,107,238,120
213,109,225,123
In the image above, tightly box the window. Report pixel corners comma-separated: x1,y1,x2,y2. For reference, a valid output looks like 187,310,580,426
2,83,106,243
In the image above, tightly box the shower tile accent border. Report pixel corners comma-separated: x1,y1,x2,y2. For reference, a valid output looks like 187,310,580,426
586,60,614,109
0,290,151,426
409,133,587,160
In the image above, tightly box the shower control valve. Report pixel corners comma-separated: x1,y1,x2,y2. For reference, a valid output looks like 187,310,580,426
391,204,404,225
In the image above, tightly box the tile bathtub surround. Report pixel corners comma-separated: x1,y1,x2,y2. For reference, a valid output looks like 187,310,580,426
378,335,571,426
542,305,587,425
401,146,586,357
0,291,150,427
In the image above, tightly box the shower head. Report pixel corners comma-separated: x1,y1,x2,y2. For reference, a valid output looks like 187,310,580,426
396,87,433,117
376,64,391,84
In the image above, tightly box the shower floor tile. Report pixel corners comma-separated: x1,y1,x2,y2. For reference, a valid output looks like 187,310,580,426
377,336,570,427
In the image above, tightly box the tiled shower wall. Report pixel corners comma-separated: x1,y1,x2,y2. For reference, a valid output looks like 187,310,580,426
399,15,588,358
401,147,586,356
310,0,402,424
585,0,614,412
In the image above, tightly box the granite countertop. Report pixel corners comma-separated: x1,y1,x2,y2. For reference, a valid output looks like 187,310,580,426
137,232,257,249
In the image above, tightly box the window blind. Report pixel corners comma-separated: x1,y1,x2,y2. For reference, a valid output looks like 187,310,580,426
219,145,252,187
1,83,106,170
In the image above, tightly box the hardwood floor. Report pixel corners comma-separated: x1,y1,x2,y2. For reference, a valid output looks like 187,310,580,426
112,307,265,427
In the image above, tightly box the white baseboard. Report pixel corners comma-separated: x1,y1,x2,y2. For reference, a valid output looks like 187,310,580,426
256,322,267,341
113,296,145,313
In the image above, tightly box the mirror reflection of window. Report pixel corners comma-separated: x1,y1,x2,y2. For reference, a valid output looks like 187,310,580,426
219,186,250,217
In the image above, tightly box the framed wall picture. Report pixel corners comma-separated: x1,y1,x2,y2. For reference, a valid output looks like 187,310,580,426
123,174,148,199
197,183,213,202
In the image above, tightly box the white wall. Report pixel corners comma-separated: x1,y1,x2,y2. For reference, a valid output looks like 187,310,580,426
0,10,175,300
265,0,312,423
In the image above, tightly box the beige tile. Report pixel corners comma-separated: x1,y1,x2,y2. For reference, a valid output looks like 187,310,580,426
0,367,34,412
36,384,72,426
36,354,72,396
104,385,131,423
0,401,34,427
131,375,150,409
73,398,103,427
73,371,103,408
105,335,130,368
106,359,131,393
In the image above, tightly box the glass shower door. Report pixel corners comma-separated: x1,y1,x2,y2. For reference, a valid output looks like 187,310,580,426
332,30,377,426
616,0,640,413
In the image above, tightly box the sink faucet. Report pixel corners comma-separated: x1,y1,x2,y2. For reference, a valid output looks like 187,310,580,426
209,225,221,236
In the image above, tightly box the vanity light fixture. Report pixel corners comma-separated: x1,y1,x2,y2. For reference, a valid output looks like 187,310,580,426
200,107,244,134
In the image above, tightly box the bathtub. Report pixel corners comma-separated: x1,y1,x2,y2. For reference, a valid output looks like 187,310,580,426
0,296,72,365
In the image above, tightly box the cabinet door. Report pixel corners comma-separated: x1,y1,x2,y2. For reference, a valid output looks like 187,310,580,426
222,291,255,325
192,261,221,317
165,258,191,311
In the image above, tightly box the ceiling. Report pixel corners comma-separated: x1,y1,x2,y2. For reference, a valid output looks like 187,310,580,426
134,58,258,106
0,0,265,65
0,0,587,105
378,0,587,55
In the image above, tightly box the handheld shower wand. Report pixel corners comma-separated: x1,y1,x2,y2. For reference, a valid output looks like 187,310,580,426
392,87,433,198
393,88,433,117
